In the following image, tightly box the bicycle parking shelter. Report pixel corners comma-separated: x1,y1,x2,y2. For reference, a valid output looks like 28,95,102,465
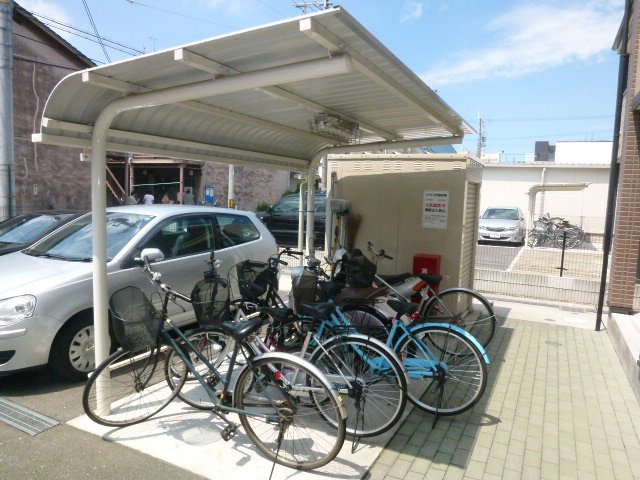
32,8,473,384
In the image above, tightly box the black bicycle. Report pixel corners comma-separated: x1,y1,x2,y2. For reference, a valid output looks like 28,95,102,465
82,248,347,471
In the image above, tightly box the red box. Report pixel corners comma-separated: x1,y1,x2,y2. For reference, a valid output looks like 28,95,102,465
413,253,441,276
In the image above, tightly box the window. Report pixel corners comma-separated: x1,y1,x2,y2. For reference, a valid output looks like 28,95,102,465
216,213,260,247
140,215,214,259
272,197,299,215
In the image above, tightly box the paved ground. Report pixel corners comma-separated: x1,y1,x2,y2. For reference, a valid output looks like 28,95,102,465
369,304,640,480
1,298,639,480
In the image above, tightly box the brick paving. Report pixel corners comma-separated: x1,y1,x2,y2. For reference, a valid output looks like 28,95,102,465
369,318,640,480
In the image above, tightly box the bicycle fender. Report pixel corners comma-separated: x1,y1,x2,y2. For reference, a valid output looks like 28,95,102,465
319,332,408,378
251,351,349,419
393,323,490,365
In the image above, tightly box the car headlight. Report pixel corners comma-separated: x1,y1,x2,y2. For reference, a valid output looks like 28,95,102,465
0,295,37,327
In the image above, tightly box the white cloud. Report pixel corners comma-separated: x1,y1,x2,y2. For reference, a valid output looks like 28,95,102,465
19,0,74,40
401,1,425,23
422,1,623,86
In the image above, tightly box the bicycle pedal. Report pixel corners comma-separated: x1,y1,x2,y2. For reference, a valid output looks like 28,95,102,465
220,423,239,441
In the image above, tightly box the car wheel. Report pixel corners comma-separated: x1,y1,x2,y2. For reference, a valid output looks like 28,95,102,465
50,315,95,380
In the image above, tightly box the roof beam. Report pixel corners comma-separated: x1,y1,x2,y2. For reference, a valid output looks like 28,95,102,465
82,60,347,145
174,47,396,141
33,131,308,171
300,17,464,136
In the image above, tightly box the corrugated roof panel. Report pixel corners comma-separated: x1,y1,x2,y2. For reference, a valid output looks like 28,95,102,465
35,7,473,172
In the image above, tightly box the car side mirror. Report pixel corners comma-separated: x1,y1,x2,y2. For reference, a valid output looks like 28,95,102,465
139,248,165,264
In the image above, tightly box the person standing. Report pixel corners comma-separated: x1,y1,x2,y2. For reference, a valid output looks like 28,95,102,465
183,189,195,205
162,192,170,204
126,192,138,204
143,191,154,205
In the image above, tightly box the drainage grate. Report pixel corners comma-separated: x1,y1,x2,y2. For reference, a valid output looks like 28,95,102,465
0,397,59,435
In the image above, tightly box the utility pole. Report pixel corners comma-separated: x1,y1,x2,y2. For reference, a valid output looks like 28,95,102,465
476,114,485,159
0,0,14,220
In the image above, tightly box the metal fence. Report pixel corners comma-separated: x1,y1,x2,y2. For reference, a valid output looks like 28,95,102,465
474,233,606,305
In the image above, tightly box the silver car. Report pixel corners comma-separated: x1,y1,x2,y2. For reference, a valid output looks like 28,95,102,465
478,207,526,245
0,205,277,379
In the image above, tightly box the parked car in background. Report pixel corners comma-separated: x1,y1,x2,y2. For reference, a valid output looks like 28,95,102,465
0,210,84,256
256,191,326,247
478,206,526,245
0,205,277,380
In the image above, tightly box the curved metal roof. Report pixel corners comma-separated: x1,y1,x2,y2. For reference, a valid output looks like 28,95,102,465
33,7,472,171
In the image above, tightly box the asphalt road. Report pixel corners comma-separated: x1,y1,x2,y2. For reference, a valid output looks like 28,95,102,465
0,367,206,480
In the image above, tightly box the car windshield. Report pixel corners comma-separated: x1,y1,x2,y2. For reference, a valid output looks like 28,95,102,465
0,213,74,246
482,208,519,220
26,212,154,261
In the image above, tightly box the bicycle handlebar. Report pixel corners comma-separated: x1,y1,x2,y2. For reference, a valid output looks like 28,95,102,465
367,241,394,261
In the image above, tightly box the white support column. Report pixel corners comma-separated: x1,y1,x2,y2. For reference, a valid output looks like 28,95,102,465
305,167,316,257
228,164,235,208
297,182,305,252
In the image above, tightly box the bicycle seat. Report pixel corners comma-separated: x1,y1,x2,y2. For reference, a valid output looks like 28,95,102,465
297,302,335,320
220,317,265,342
260,306,295,323
417,274,442,286
387,299,419,316
378,273,412,285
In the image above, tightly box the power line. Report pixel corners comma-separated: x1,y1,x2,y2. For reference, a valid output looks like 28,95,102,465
487,114,614,123
124,0,237,29
32,12,143,55
82,0,110,62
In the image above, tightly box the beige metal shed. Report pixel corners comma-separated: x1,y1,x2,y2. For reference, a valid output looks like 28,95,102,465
33,7,473,383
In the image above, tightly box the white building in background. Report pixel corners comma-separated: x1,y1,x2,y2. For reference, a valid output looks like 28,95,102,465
554,141,612,165
479,141,611,233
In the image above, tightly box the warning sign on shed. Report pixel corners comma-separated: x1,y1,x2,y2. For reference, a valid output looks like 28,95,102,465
422,190,449,229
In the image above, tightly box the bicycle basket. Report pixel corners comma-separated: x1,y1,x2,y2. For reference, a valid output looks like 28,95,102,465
110,286,164,351
236,260,275,301
191,276,231,327
290,266,318,314
343,249,377,288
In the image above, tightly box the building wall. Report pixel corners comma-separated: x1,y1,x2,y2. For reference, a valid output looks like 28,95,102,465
609,0,640,312
554,141,612,164
12,12,93,214
200,162,289,211
479,163,610,232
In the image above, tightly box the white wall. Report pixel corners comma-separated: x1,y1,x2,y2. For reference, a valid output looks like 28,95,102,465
555,141,612,165
479,163,610,232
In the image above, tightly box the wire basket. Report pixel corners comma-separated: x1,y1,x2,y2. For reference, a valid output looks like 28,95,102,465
236,260,276,302
290,267,319,314
191,276,231,327
343,249,377,288
110,286,164,351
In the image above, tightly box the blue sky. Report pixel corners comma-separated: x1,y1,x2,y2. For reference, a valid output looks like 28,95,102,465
20,0,624,160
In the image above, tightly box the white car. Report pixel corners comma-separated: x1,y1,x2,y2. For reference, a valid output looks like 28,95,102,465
0,205,277,379
478,207,526,245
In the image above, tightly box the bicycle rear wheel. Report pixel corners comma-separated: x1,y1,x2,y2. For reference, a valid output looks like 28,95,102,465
309,334,407,437
420,288,496,348
164,327,233,410
234,353,346,470
396,324,487,416
339,304,390,341
83,346,186,427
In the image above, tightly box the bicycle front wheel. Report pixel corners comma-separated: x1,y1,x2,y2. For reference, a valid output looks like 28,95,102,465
234,353,346,470
420,288,496,348
309,334,407,438
397,324,487,416
83,346,186,427
164,327,234,410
